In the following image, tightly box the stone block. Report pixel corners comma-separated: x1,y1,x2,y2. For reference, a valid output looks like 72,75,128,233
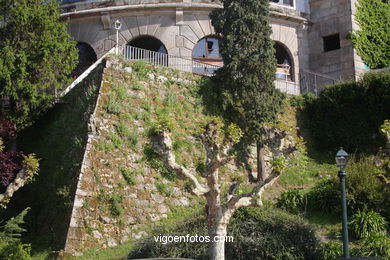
123,16,140,39
183,14,205,39
195,14,211,36
137,16,148,35
147,15,162,36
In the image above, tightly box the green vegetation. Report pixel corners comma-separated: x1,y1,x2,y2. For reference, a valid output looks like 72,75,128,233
300,71,390,153
351,0,390,69
0,208,31,260
0,0,78,130
120,169,136,186
349,210,387,239
5,63,103,255
129,206,318,260
210,0,285,181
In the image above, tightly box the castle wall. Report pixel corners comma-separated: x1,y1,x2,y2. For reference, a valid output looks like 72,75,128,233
308,0,364,81
63,2,307,94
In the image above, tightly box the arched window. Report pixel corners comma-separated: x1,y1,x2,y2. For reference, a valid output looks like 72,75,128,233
192,36,223,74
193,36,222,63
128,35,167,54
125,35,168,66
274,42,294,81
72,42,97,77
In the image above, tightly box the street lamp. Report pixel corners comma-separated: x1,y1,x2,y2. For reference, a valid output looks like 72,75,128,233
336,147,349,259
114,19,122,55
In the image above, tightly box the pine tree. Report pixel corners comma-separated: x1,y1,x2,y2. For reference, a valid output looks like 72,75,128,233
210,0,285,182
0,0,78,130
351,0,390,69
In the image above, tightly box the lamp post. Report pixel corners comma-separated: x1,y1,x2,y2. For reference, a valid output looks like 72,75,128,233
336,147,349,259
114,20,122,55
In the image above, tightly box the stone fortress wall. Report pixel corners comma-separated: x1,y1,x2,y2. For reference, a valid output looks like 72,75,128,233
60,0,364,93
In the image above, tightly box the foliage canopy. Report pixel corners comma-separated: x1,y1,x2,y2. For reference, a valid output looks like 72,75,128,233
210,0,285,146
0,0,78,130
351,0,390,69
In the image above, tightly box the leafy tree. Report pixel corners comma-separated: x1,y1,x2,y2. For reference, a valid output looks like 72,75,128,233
0,0,78,130
351,0,390,69
210,0,285,182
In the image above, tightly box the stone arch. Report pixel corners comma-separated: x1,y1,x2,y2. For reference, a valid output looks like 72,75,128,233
192,35,223,74
274,41,295,81
127,35,168,54
125,35,168,66
192,35,222,64
72,42,97,77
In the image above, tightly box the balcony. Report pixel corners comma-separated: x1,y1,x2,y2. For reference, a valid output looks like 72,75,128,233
270,0,294,7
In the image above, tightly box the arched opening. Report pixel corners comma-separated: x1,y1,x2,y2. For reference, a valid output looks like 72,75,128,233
72,42,97,78
274,42,294,81
128,35,168,54
192,36,223,74
126,35,168,66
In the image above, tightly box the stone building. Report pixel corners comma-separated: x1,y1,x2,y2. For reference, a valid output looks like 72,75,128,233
60,0,364,93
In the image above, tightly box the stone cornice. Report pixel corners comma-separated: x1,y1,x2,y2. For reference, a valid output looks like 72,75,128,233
60,2,309,26
60,3,221,18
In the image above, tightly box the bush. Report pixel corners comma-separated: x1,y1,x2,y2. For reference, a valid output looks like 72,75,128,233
0,117,16,143
276,189,305,213
0,208,31,260
306,179,339,213
354,234,390,259
349,210,387,239
129,207,319,260
301,71,390,153
0,150,24,193
305,156,390,218
316,241,343,260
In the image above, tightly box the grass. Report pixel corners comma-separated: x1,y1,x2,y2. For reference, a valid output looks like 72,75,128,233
15,56,364,259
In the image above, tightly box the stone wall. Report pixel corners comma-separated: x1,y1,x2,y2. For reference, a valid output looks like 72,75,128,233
308,0,364,81
62,2,307,91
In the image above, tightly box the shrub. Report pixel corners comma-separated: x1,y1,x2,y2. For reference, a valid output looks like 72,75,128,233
306,179,339,213
129,207,319,260
316,241,343,260
227,207,318,260
109,194,123,218
0,208,32,260
0,151,24,193
301,71,390,153
349,210,387,239
276,189,305,214
0,117,16,142
354,234,390,259
306,156,390,217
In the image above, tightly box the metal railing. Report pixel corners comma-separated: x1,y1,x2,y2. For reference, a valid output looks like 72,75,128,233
123,45,221,76
123,45,305,95
300,69,340,95
275,80,300,95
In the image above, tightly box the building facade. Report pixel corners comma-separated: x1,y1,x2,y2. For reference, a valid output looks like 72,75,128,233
60,0,364,93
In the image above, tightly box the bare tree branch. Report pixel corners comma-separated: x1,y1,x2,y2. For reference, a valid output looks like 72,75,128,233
0,167,29,205
152,130,209,196
227,170,281,209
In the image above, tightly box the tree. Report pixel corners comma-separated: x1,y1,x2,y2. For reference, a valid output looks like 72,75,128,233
351,0,390,69
0,117,39,207
0,0,78,130
152,119,288,260
210,0,285,182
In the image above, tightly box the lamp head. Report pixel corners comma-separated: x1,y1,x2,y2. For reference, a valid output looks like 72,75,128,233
335,147,348,168
114,20,122,30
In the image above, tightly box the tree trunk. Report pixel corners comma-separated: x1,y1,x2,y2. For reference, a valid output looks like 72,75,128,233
256,141,267,182
209,220,228,260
